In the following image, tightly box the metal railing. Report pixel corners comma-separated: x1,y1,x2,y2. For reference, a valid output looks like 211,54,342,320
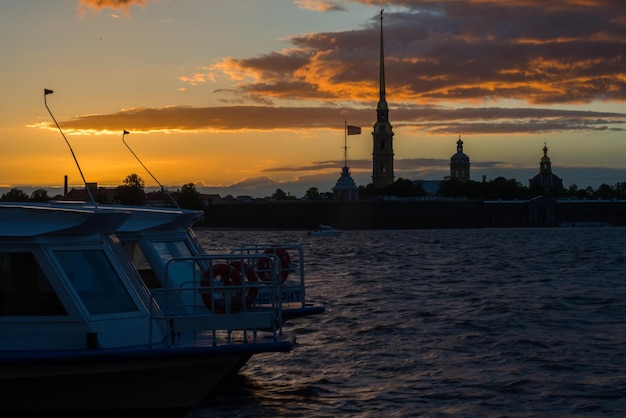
230,244,307,309
147,252,285,347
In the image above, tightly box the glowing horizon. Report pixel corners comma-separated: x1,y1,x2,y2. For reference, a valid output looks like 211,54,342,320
1,0,625,198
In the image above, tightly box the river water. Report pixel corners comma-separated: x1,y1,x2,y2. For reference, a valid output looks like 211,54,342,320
188,227,626,417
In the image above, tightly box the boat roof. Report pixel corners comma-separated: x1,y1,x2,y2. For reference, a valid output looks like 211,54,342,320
98,205,203,233
25,201,203,234
0,202,131,237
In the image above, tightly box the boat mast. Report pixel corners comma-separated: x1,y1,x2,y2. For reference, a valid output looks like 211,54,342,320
122,130,179,207
44,89,95,203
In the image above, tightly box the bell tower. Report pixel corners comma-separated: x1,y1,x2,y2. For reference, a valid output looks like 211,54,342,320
450,135,470,183
372,10,395,189
539,142,552,174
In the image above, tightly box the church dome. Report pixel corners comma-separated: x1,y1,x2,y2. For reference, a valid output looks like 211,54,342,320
333,166,358,191
450,136,470,164
332,166,358,201
530,172,563,189
451,151,470,164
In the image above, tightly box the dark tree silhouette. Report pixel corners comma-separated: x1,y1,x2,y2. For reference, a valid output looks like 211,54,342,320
176,183,203,209
0,187,29,202
594,183,617,199
272,188,294,200
30,188,50,202
304,187,320,200
358,179,424,199
114,174,146,206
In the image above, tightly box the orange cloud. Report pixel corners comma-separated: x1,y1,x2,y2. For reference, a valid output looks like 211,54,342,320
195,0,626,107
294,0,346,12
62,0,626,137
77,0,147,15
32,104,626,137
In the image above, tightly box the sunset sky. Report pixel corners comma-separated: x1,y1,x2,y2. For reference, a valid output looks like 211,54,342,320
1,0,625,198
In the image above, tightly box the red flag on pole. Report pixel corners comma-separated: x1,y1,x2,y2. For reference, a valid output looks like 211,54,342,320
347,125,361,135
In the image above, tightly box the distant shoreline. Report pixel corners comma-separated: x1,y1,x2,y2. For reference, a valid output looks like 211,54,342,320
198,198,626,229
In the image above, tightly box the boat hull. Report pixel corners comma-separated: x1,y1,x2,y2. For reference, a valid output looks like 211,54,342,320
1,342,292,412
283,304,326,321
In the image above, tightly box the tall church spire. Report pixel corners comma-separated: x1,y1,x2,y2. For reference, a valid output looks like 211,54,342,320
378,10,387,110
371,9,395,189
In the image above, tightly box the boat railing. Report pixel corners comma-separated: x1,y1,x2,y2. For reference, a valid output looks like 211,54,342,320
229,244,307,310
148,252,285,347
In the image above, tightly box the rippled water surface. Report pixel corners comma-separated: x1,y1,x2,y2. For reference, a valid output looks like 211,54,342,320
189,228,626,417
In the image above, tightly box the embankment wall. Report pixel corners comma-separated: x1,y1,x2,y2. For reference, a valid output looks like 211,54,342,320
199,199,626,229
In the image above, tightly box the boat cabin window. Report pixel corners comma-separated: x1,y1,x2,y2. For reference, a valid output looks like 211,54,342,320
153,240,204,288
153,240,193,261
122,241,161,289
53,249,138,315
0,252,67,316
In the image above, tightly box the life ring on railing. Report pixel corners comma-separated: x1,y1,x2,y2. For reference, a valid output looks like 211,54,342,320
229,260,259,307
200,263,242,313
256,247,291,283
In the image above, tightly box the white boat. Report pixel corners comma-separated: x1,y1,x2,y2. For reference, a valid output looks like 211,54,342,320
114,130,325,324
0,89,318,413
97,203,325,324
0,202,293,413
308,225,343,237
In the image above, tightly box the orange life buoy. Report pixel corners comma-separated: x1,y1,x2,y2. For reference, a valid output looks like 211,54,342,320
256,248,291,283
229,260,259,307
200,263,242,313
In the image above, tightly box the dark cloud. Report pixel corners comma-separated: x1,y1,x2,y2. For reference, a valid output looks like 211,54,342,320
46,104,626,136
58,0,626,137
263,161,342,173
277,1,626,105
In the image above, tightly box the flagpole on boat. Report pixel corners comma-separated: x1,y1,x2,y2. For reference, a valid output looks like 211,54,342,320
122,130,180,208
44,89,95,203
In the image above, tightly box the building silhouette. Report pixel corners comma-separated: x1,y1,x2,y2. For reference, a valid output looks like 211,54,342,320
333,166,359,201
371,10,395,189
450,135,470,182
332,124,359,201
529,143,563,191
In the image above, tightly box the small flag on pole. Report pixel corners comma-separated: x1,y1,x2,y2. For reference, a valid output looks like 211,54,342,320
123,130,129,135
347,125,361,135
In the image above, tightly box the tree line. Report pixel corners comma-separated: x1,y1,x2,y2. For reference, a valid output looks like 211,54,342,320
434,177,626,200
4,174,626,206
314,177,626,200
0,174,204,209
